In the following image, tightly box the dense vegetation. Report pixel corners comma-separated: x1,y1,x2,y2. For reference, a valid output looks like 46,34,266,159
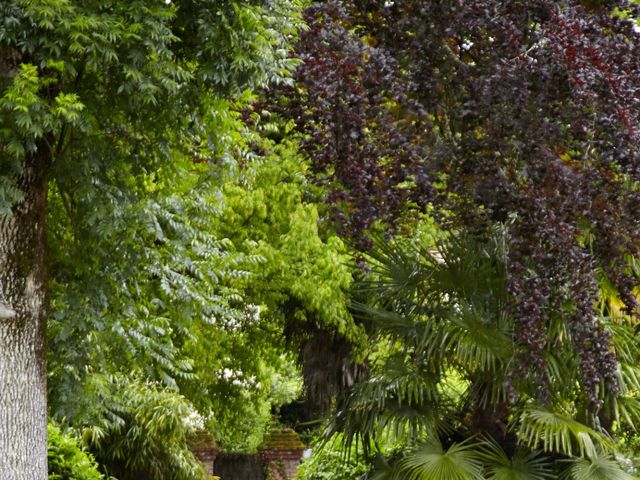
1,0,639,479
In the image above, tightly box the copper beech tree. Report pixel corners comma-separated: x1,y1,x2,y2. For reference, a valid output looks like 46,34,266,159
275,1,640,476
283,0,640,402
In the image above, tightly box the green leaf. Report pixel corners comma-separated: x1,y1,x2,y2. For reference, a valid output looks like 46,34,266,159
561,451,636,480
396,438,485,480
517,408,612,458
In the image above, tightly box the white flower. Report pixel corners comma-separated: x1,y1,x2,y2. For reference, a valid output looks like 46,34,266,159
183,410,205,430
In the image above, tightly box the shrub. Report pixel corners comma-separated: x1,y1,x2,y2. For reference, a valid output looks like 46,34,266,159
83,377,207,480
48,423,103,480
295,440,368,480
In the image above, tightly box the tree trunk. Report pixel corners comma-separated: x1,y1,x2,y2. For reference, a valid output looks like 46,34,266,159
0,148,49,479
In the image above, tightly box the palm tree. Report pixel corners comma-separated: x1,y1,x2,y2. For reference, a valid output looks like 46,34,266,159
327,228,639,479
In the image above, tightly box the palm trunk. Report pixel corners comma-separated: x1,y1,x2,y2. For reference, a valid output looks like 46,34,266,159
0,148,49,479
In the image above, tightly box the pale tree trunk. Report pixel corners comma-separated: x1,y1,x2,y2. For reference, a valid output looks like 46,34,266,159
0,147,49,479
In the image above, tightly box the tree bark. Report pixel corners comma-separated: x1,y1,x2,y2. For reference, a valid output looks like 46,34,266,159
0,147,49,479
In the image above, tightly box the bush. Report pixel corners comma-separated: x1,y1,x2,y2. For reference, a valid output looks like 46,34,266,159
83,378,207,480
48,423,103,480
295,440,368,480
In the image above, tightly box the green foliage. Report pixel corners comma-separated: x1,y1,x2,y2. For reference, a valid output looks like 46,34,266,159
2,0,349,474
177,121,359,449
48,423,102,480
82,376,206,480
562,452,636,480
327,228,639,479
478,441,553,480
395,440,485,480
0,0,305,214
47,90,356,454
174,0,304,92
216,136,358,340
517,408,610,459
22,0,314,460
296,438,369,480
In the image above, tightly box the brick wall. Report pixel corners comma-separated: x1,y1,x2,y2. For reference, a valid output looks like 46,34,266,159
192,429,305,480
192,447,218,476
260,448,304,480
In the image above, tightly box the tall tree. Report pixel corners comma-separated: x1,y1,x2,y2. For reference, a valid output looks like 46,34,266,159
281,0,640,406
0,1,303,477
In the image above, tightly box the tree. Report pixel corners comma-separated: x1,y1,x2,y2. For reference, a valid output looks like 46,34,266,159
328,229,639,478
281,0,640,408
46,94,359,456
0,1,303,477
276,0,640,477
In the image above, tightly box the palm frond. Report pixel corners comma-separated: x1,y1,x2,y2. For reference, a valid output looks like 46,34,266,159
445,303,512,372
517,408,612,458
612,394,640,431
357,234,432,303
477,439,554,480
395,438,485,480
605,320,640,370
328,362,445,453
561,451,636,480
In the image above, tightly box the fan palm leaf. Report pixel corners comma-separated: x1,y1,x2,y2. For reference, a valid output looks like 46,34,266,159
328,362,444,453
477,439,554,480
561,451,636,480
445,303,512,372
517,408,612,458
395,438,485,480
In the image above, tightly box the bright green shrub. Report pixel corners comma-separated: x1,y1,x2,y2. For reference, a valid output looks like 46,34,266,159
295,441,369,480
48,423,102,480
83,377,207,480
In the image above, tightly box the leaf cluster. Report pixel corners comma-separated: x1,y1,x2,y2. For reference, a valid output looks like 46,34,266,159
280,0,640,400
326,230,640,479
48,423,103,480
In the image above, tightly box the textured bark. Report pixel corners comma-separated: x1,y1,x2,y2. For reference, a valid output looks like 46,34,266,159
0,147,49,479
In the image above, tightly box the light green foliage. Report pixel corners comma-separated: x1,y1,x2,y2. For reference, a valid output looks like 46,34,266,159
48,423,103,480
217,137,358,339
0,0,305,212
175,117,360,449
81,376,207,480
296,437,369,480
0,62,83,212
